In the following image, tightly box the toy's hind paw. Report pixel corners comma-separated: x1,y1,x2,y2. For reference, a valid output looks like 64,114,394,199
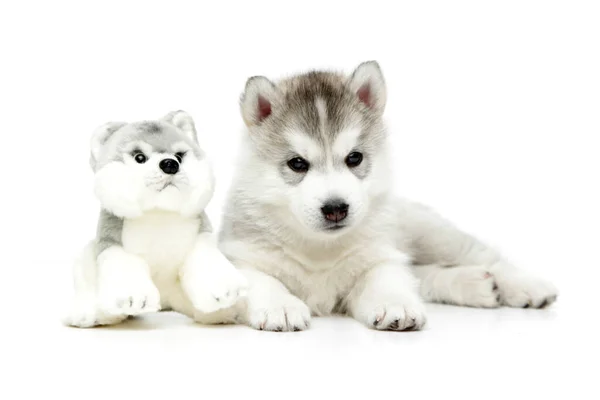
63,296,127,328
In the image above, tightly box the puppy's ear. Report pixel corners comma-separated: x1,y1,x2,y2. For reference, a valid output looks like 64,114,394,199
90,121,127,170
347,61,386,115
240,76,280,127
163,110,197,143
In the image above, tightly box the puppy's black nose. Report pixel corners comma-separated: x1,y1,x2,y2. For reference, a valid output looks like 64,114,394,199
321,200,349,223
159,158,179,175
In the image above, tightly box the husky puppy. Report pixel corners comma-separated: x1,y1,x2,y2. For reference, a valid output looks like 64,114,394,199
64,111,247,328
217,61,558,332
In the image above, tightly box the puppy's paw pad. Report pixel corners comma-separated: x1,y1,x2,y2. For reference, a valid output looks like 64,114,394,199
247,296,311,332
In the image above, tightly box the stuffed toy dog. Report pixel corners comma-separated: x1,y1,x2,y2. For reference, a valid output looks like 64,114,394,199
64,111,247,327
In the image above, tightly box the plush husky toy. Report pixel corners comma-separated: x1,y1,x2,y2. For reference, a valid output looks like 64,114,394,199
64,111,248,328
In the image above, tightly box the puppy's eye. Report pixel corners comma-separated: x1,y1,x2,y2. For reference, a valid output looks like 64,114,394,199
134,153,147,164
345,152,363,168
287,157,310,173
175,152,186,163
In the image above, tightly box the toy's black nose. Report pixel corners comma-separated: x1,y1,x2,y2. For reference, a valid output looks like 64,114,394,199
159,158,179,175
321,200,349,223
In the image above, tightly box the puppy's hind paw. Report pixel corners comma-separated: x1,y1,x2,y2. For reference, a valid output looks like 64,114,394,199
446,266,502,308
497,272,558,309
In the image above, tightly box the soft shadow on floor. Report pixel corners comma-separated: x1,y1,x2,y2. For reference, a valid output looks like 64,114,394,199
91,311,250,332
99,316,165,331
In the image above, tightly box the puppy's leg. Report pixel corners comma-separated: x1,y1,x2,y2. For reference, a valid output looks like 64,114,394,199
63,242,128,328
235,268,311,332
96,246,161,316
179,233,248,314
347,263,427,331
403,201,558,308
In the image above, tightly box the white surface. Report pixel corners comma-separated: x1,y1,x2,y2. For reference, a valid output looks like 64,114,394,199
1,1,598,399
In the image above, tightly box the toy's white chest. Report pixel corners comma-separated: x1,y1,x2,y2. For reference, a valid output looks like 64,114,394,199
122,211,199,272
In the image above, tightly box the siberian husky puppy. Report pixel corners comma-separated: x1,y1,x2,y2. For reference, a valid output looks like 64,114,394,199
64,111,247,328
216,61,558,332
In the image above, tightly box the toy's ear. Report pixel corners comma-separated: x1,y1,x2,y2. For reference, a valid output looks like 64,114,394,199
90,121,127,171
163,110,197,143
347,60,387,115
240,76,280,127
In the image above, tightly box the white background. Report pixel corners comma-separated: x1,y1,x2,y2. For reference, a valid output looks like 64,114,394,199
1,1,598,399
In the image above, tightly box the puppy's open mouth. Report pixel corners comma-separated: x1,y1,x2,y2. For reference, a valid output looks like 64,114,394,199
325,224,346,231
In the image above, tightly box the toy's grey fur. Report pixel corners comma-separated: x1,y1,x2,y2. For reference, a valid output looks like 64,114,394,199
96,210,123,256
64,110,247,329
91,119,204,173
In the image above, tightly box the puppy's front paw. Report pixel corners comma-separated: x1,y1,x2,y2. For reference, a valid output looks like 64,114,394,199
187,268,248,314
497,271,558,309
98,277,161,316
356,295,427,331
246,294,311,332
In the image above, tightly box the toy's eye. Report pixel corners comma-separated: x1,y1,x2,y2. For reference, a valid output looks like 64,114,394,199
287,157,310,173
175,152,186,163
345,152,363,168
134,153,147,164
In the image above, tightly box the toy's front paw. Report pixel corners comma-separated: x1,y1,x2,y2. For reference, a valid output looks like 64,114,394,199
186,267,248,314
98,276,161,316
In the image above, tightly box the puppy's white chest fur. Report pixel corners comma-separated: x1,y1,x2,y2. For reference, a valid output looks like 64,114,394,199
122,211,199,271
